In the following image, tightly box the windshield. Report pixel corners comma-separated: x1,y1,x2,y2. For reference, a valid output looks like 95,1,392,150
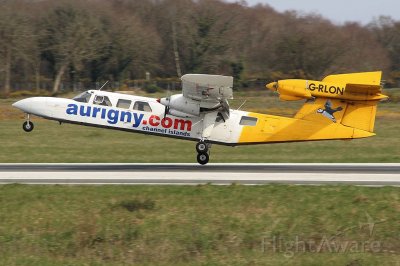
73,91,92,103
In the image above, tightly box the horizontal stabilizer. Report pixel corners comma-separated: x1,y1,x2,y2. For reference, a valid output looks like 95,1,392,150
345,83,383,95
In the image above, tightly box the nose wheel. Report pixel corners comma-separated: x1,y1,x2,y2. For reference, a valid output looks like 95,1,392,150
196,141,211,165
22,114,34,132
23,121,34,132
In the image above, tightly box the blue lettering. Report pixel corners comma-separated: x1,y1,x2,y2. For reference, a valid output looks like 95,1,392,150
66,103,146,127
92,107,101,118
101,109,106,119
79,106,91,117
107,109,119,124
132,113,144,128
120,111,132,123
66,104,78,115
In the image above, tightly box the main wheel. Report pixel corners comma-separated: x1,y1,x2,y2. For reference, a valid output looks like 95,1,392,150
22,121,34,132
197,152,209,165
196,141,208,153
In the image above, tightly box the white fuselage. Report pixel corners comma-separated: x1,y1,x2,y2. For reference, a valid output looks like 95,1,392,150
13,90,247,145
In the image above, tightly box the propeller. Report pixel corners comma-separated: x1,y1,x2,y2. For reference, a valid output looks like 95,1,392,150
274,80,279,90
157,83,173,118
220,99,230,121
164,105,170,118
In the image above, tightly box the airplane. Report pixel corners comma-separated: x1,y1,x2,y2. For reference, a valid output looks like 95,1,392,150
12,71,387,165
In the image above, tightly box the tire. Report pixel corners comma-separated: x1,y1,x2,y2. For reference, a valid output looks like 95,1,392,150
196,141,208,153
197,152,209,165
22,121,34,132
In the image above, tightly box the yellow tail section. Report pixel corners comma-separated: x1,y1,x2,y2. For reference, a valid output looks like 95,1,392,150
322,71,381,85
341,100,378,132
295,71,385,134
238,71,385,145
294,97,378,136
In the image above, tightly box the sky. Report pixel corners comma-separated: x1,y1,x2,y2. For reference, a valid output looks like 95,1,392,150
227,0,400,25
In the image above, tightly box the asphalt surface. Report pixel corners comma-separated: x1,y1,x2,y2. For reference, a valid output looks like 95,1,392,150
0,163,399,186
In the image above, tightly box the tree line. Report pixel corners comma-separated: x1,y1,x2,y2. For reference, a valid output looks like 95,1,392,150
1,0,400,97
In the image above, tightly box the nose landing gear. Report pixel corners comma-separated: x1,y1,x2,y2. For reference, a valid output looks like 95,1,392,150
22,114,34,132
196,140,211,165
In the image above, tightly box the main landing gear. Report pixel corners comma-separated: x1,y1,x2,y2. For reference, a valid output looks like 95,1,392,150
196,140,211,165
22,114,34,132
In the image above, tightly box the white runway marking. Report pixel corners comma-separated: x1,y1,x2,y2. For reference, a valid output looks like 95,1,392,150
0,164,399,186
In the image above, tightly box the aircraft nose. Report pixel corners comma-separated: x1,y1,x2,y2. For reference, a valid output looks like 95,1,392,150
12,97,48,115
12,98,31,112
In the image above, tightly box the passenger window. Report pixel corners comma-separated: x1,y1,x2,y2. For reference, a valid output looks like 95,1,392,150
239,116,257,126
133,101,152,112
93,95,112,107
117,99,131,109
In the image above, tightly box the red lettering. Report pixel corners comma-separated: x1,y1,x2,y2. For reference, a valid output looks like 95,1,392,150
149,115,160,126
161,117,173,128
174,119,192,131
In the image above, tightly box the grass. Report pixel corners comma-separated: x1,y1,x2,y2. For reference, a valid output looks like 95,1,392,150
0,89,399,162
0,90,399,265
0,184,399,265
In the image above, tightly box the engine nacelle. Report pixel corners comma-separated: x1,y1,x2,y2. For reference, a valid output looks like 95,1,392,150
159,94,200,116
167,109,196,118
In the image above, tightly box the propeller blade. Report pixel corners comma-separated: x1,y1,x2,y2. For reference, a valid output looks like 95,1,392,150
164,105,169,119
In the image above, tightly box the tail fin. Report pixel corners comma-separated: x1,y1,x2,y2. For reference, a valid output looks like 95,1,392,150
340,100,378,132
295,97,379,137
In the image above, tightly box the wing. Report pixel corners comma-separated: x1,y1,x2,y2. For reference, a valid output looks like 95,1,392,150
181,74,233,102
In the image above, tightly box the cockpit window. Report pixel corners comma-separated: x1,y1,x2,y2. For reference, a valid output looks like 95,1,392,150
73,91,92,103
93,95,112,107
133,101,152,112
239,116,258,126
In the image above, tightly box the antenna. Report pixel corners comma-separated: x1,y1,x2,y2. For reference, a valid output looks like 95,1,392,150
98,81,109,91
236,99,247,111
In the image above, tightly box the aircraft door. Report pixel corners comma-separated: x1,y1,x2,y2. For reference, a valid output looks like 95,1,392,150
212,113,233,142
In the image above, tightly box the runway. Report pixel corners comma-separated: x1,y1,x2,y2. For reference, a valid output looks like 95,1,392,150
0,163,399,186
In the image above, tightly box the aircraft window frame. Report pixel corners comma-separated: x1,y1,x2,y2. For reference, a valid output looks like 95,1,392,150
132,101,152,112
239,116,258,126
93,95,112,107
117,99,132,109
73,91,92,103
